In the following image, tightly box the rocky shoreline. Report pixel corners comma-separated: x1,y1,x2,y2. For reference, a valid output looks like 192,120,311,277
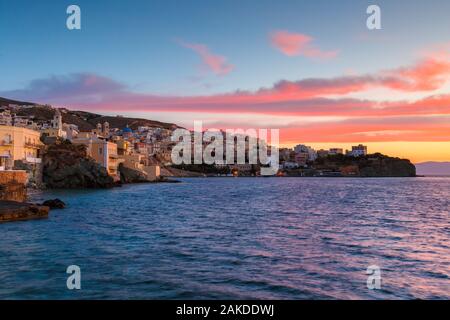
0,200,50,223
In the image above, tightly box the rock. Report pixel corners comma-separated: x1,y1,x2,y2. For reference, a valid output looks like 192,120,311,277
42,143,115,189
310,153,416,177
0,200,49,223
42,198,66,209
118,164,149,183
359,157,416,177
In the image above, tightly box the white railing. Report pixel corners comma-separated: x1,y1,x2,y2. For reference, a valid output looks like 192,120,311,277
26,157,42,164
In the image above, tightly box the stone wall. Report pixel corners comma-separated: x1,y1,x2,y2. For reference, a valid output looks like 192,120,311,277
14,160,44,188
0,170,27,185
0,170,28,202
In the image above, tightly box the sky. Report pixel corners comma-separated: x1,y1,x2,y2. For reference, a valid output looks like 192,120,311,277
1,0,450,163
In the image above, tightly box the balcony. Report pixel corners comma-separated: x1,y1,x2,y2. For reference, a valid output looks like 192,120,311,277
24,142,42,149
0,140,13,146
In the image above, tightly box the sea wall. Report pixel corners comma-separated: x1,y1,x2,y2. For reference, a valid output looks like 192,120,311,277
0,170,28,202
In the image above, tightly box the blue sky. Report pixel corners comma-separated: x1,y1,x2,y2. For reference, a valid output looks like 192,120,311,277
1,0,450,95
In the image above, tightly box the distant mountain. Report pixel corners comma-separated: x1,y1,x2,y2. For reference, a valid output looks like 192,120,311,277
415,162,450,176
0,96,179,131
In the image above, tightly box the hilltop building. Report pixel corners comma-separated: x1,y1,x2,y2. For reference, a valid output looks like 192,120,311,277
42,109,66,139
347,144,368,157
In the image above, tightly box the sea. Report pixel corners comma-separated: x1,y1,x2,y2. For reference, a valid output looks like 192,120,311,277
0,177,449,299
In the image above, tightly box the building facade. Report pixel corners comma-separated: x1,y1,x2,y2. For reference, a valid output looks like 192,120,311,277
0,125,43,169
348,144,368,157
72,135,121,180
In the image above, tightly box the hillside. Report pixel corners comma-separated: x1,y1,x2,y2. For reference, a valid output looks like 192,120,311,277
0,97,36,107
416,162,450,176
309,153,416,177
0,96,179,131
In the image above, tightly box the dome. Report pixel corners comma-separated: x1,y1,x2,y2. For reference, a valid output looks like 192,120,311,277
123,126,132,133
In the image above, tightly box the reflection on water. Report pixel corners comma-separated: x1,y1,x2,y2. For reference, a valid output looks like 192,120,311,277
0,177,449,299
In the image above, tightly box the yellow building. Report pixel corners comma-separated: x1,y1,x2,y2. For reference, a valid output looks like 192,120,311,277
72,135,121,180
115,139,131,156
0,125,43,169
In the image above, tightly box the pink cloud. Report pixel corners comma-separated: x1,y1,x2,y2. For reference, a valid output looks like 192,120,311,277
3,49,450,143
178,40,234,75
270,30,338,59
4,53,450,116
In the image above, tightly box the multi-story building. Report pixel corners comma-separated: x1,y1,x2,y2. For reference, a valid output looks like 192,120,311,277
72,135,121,180
115,139,131,156
294,152,309,166
294,144,317,161
0,110,13,126
279,148,293,162
317,149,329,158
329,148,344,155
0,125,43,169
134,142,149,155
347,144,368,157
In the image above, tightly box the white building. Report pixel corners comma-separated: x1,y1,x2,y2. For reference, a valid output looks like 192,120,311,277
348,144,368,157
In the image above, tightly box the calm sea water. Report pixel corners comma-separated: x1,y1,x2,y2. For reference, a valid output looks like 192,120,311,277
0,177,449,299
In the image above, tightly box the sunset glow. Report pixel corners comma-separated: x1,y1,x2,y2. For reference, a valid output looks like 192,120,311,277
1,0,450,162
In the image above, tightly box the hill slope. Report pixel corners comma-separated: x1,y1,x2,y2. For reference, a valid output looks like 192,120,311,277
416,162,450,176
0,96,178,131
0,97,36,107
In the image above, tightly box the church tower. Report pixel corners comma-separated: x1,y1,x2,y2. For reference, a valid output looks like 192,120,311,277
52,109,63,129
103,121,110,136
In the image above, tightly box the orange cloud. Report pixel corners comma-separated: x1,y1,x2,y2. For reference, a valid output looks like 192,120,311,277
382,55,450,91
178,40,234,75
281,115,450,143
270,30,338,59
4,48,450,148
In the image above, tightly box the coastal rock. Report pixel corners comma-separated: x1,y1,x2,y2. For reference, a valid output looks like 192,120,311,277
0,200,49,223
310,153,416,177
42,198,66,209
42,143,115,189
118,164,149,183
358,156,416,177
161,166,205,177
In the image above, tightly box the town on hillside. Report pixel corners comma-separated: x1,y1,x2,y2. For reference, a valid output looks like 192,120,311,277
0,104,176,185
0,103,416,188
